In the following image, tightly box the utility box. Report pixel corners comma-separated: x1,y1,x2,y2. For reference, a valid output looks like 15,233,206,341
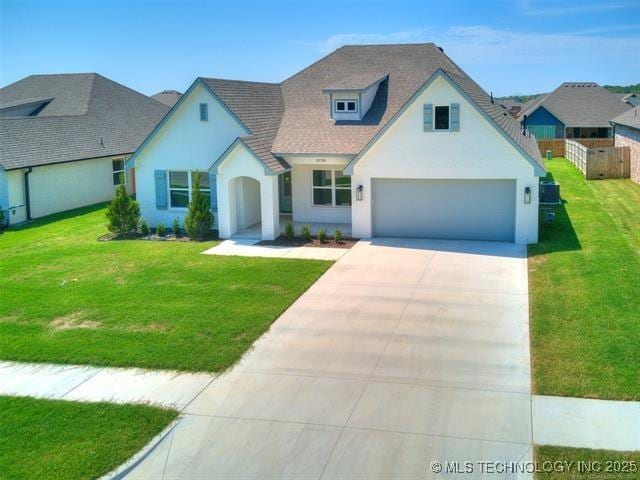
540,181,561,205
546,150,553,161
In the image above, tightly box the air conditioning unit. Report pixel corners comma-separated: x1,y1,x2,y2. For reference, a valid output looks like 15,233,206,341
540,181,561,205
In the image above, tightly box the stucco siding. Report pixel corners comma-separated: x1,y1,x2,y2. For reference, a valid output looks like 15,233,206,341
135,81,249,227
615,126,640,184
351,74,540,244
6,169,27,224
290,164,351,224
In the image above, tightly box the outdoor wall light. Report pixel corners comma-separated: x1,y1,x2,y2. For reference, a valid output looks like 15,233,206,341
356,185,364,201
524,186,532,204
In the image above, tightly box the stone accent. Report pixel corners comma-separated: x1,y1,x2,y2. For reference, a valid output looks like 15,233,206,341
615,126,640,184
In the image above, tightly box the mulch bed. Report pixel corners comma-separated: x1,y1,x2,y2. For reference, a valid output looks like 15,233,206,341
97,232,217,242
258,236,358,249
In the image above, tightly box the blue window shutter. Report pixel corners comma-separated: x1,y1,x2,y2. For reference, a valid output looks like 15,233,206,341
450,103,460,131
154,170,167,209
200,103,208,121
423,104,433,132
208,172,217,211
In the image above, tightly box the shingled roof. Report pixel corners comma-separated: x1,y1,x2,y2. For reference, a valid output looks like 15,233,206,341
0,73,169,170
151,90,182,107
610,106,640,130
518,82,631,128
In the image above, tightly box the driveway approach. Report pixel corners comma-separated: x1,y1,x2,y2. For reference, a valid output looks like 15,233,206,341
125,239,532,479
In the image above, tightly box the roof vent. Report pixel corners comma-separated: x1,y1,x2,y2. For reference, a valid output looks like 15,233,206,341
437,46,444,53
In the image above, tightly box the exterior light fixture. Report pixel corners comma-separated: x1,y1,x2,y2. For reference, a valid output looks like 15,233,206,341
356,185,364,201
524,187,532,204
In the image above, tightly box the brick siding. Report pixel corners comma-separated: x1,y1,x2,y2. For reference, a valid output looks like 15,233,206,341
615,126,640,184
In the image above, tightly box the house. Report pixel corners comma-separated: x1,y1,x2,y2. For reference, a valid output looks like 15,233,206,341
610,106,640,184
615,93,640,107
128,43,545,244
500,99,523,117
152,90,182,107
518,83,631,140
0,73,169,225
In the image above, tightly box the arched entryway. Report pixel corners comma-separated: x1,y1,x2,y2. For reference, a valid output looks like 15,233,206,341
229,176,261,238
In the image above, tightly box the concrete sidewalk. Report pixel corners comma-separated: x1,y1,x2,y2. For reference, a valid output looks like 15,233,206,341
202,239,348,260
0,361,215,410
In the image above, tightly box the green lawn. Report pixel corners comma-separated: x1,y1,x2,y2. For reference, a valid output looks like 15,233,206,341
0,204,331,371
529,158,640,400
534,445,640,478
0,396,177,480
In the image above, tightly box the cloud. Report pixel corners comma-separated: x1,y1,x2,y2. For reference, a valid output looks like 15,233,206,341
313,28,431,53
517,0,636,16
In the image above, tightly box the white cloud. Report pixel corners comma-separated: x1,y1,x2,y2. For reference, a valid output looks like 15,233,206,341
314,28,431,53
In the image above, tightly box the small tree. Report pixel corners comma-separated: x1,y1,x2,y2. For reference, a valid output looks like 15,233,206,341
284,222,295,240
333,228,343,243
185,171,214,240
156,223,166,237
106,178,140,236
172,217,181,238
139,219,150,236
301,225,312,241
318,228,328,243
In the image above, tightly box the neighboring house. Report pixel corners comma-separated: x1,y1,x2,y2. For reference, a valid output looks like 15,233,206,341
610,106,640,184
129,43,545,244
0,73,169,225
152,90,182,107
614,93,640,107
518,83,631,140
500,99,523,117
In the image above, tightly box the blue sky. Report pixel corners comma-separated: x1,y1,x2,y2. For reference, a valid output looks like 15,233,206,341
1,0,638,96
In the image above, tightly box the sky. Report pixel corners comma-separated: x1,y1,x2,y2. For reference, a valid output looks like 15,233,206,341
1,0,638,97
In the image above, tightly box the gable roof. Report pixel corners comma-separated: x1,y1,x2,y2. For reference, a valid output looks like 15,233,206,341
151,90,182,107
610,106,640,130
201,78,287,173
518,82,631,128
0,73,169,170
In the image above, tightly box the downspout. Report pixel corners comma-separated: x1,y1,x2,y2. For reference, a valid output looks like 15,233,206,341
24,167,32,221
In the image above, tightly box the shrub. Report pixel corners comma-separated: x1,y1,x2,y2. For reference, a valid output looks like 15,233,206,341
106,179,140,236
301,225,312,241
185,171,214,240
172,217,181,238
318,228,327,243
156,223,166,237
139,219,150,236
284,222,295,240
333,228,343,243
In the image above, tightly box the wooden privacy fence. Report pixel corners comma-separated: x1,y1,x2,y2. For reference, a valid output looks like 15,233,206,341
565,139,630,180
536,138,614,157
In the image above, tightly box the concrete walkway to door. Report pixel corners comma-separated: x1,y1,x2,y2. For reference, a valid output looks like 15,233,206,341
122,238,533,480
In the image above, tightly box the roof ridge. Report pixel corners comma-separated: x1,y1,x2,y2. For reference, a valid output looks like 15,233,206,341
200,76,281,86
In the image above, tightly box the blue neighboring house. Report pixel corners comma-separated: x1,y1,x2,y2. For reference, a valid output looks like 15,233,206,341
518,82,632,140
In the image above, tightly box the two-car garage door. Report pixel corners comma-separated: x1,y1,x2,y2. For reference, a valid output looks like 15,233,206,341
372,179,516,241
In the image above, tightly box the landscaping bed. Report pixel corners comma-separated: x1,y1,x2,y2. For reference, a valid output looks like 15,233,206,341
0,204,331,371
258,235,358,249
0,396,177,480
528,158,640,401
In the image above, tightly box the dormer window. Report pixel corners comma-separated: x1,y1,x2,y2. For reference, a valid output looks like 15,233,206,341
334,99,358,114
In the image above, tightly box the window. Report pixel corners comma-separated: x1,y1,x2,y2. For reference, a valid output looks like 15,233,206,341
434,105,450,130
199,103,208,121
334,100,358,114
169,171,210,209
312,170,351,207
112,159,125,186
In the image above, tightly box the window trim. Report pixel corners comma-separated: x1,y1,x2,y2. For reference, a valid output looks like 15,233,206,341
112,157,126,186
311,169,352,208
333,99,358,114
433,105,450,131
167,170,211,210
199,103,208,121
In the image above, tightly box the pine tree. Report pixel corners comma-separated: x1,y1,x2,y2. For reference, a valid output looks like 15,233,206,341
106,176,140,236
185,171,213,240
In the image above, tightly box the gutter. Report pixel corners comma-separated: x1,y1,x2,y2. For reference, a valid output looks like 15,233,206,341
24,167,32,221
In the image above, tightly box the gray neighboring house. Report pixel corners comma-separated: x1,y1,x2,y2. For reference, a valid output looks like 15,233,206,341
518,82,632,139
152,90,182,107
610,106,640,184
615,93,640,107
499,99,523,117
0,73,169,226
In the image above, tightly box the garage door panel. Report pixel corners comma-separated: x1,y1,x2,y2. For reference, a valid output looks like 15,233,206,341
372,179,515,241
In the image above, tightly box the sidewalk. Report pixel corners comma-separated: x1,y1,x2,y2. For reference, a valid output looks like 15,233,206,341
202,239,348,260
0,361,215,410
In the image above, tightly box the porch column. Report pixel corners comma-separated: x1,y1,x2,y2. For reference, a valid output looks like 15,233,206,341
260,175,280,240
216,174,233,239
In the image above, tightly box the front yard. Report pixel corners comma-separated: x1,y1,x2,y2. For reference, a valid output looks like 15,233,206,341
529,158,640,400
0,204,331,371
0,396,177,480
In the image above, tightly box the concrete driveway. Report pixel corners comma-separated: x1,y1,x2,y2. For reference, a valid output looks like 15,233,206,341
124,238,532,479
